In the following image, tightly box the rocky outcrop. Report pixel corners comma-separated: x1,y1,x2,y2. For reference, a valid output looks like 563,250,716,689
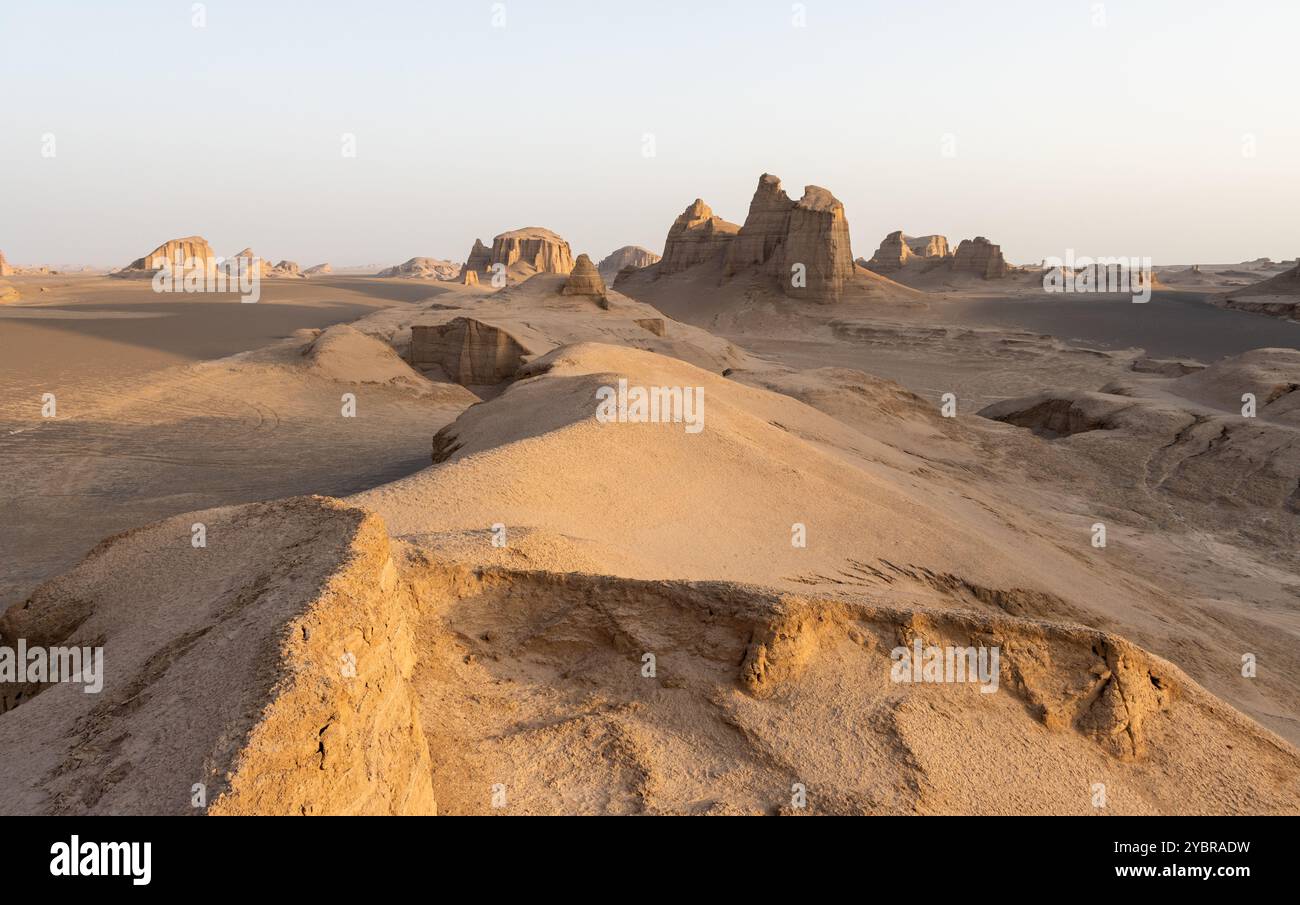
704,175,855,302
0,250,11,277
303,263,332,276
271,260,303,278
409,317,533,385
224,248,272,279
865,231,916,272
658,200,740,274
597,246,660,282
460,267,479,286
0,497,436,816
465,228,574,280
377,257,460,280
560,254,607,303
779,185,855,302
465,239,491,273
951,237,1009,279
864,232,952,272
122,236,216,272
906,234,950,258
724,174,796,274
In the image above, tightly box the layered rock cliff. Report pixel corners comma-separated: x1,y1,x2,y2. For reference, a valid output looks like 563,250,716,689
409,317,534,386
658,200,740,274
951,236,1009,279
465,228,574,280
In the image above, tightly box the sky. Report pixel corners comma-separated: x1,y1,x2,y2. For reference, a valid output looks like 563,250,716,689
2,0,1297,268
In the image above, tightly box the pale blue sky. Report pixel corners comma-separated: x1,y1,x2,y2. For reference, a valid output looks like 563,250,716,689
2,0,1296,267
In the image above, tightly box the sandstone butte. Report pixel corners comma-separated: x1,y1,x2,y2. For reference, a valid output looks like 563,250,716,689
463,228,575,278
721,173,856,302
122,236,216,271
865,230,952,271
951,236,1010,278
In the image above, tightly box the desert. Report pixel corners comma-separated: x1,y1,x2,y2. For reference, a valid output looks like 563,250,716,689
2,2,1298,831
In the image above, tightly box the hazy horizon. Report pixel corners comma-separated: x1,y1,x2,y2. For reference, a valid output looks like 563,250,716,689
3,0,1297,268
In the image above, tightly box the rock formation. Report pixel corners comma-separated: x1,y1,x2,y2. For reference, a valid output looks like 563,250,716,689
865,231,916,272
460,267,479,286
597,245,660,282
864,232,952,272
951,237,1009,279
465,239,491,273
461,229,574,282
224,248,272,279
560,254,607,303
779,185,855,302
0,250,11,277
376,257,461,280
122,236,216,272
303,263,332,276
691,174,857,302
409,317,534,386
271,260,303,278
906,234,950,258
724,174,797,274
658,200,740,274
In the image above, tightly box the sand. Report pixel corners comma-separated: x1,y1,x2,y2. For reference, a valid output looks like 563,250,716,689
2,264,1298,815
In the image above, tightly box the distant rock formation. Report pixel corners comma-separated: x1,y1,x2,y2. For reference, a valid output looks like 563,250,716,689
951,237,1009,279
224,248,272,279
409,317,533,386
303,263,332,276
465,239,491,274
704,174,855,301
659,200,740,274
906,234,951,258
271,260,303,278
463,228,574,283
560,254,607,304
121,236,216,272
376,257,461,280
597,245,660,282
636,174,858,301
0,250,11,277
864,231,952,272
